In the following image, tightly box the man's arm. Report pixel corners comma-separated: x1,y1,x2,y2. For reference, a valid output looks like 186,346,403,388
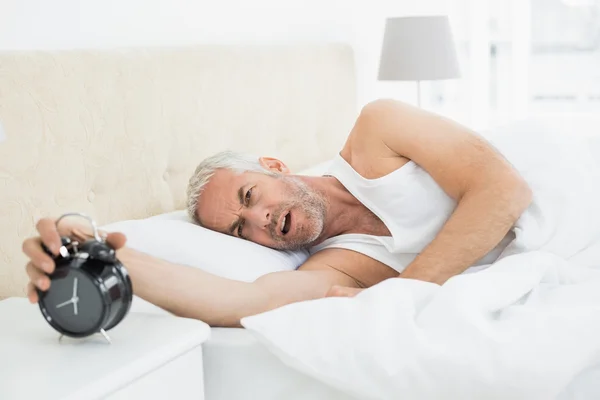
23,218,360,328
117,247,358,327
357,99,533,284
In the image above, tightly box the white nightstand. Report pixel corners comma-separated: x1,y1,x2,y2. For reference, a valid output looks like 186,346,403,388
0,297,210,400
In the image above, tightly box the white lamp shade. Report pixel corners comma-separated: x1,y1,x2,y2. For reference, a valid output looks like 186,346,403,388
0,120,5,143
378,15,461,81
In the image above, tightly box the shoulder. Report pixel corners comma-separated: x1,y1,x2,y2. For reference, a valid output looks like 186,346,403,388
341,99,406,158
355,99,415,132
346,99,418,150
360,98,408,116
339,99,414,175
353,98,484,161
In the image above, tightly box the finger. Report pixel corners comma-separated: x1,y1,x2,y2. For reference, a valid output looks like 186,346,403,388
22,237,55,274
26,262,50,291
27,282,39,304
71,227,91,242
71,227,126,250
105,232,127,250
36,218,62,256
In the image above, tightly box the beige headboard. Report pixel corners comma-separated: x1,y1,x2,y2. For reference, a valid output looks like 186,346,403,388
0,44,357,298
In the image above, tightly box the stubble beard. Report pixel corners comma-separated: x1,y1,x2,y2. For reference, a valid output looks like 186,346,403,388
270,176,328,251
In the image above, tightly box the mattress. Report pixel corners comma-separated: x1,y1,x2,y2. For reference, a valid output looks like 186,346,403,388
203,328,356,400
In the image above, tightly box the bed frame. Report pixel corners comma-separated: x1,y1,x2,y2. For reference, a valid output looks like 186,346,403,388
0,44,357,298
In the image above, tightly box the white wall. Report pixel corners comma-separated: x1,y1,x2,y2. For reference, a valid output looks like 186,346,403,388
351,0,453,107
0,0,450,108
0,0,354,48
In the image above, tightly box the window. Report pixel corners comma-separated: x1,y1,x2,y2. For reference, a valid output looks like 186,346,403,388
428,0,600,130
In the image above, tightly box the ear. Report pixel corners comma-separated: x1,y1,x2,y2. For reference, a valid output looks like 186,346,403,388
259,157,290,174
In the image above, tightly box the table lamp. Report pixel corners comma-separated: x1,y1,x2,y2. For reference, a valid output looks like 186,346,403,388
0,120,5,143
378,15,461,107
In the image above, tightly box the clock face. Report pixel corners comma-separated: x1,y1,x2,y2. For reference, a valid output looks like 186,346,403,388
41,268,105,335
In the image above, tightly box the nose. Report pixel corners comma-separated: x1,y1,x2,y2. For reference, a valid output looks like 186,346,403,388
245,206,271,230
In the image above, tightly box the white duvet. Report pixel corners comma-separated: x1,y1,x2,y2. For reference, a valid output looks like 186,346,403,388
242,118,600,399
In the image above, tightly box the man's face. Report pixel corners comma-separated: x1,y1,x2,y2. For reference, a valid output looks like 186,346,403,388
196,168,328,251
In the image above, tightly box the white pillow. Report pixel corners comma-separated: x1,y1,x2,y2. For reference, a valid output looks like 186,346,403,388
102,210,308,281
101,210,309,314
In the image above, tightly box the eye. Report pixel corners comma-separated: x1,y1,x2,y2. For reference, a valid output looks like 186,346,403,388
245,188,253,205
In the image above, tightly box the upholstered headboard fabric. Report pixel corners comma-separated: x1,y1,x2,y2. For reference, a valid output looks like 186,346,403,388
0,44,357,298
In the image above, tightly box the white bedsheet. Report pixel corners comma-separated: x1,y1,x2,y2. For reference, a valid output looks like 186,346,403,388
245,251,600,399
242,122,600,399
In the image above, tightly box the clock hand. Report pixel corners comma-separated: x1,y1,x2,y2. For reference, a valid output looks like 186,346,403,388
72,277,78,298
73,297,78,315
56,298,74,309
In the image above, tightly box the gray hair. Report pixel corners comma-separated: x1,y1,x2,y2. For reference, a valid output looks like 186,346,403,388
186,150,276,225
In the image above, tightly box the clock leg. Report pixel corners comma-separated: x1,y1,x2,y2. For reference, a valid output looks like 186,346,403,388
99,329,112,344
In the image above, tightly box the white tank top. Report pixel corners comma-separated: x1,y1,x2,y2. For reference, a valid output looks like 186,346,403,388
309,154,515,274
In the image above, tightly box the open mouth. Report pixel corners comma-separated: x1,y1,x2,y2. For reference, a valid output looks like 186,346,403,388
280,211,292,235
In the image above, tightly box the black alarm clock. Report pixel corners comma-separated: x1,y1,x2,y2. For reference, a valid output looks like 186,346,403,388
37,213,133,342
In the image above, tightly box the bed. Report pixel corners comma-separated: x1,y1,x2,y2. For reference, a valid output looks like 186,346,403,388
4,45,600,400
0,44,357,399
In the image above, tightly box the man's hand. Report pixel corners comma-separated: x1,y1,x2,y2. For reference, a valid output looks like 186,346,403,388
22,217,126,303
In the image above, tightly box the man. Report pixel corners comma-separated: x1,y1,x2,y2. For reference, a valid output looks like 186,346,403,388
22,99,533,327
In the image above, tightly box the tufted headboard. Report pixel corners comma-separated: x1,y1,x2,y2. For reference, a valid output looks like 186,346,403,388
0,44,357,298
